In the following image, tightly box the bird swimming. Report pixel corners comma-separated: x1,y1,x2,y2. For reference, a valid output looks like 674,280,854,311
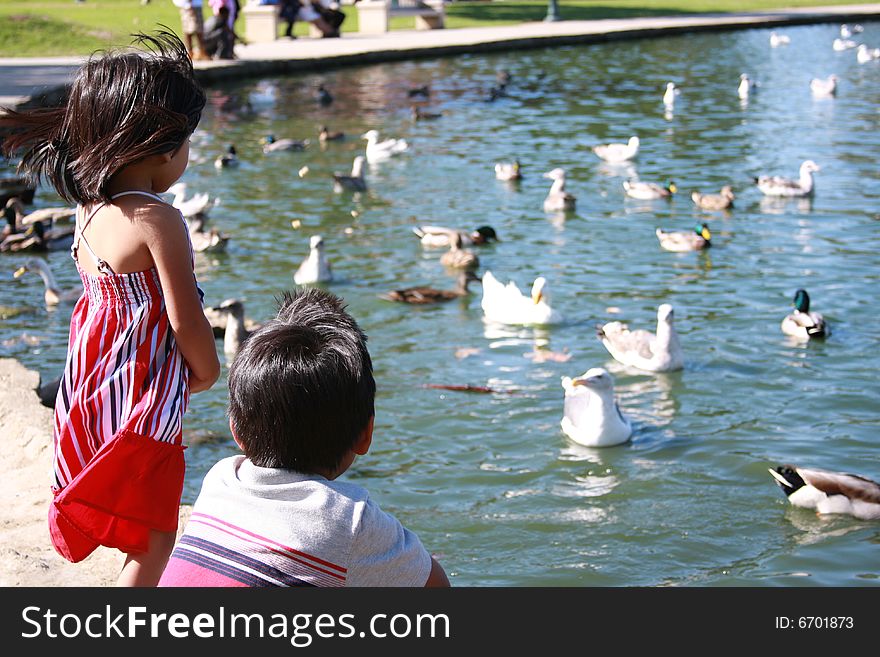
333,156,367,193
592,136,639,163
560,367,633,447
262,134,309,153
13,257,82,306
692,186,735,211
623,180,676,200
769,465,880,520
597,304,684,372
754,160,820,197
214,144,239,169
381,270,480,304
495,160,523,181
294,235,333,285
810,75,838,97
439,233,479,270
362,129,409,162
781,288,829,340
412,225,499,248
543,168,576,212
656,223,711,251
480,271,563,326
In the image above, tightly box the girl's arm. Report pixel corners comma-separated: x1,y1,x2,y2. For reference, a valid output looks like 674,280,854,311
143,204,220,393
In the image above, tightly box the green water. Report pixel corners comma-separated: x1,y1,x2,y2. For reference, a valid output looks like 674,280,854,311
3,23,879,586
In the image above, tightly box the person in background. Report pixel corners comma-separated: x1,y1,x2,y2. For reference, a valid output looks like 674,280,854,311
209,0,237,29
173,0,209,60
204,5,246,59
279,0,302,39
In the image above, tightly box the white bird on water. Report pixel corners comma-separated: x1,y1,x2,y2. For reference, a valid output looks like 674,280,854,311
592,136,639,163
167,182,217,218
597,304,684,373
481,271,563,326
810,75,838,97
560,368,632,447
662,82,678,106
542,168,576,212
362,129,408,163
857,44,880,63
737,73,754,100
780,288,829,340
840,23,863,39
769,32,790,47
294,235,333,285
754,160,820,197
832,38,857,51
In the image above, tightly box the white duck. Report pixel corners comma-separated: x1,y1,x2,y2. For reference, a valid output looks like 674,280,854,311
362,129,408,163
294,235,333,285
13,257,82,306
597,304,683,372
662,82,678,106
167,182,217,219
737,73,754,100
592,136,639,163
840,23,863,39
769,31,790,47
560,367,632,447
542,168,576,212
810,75,838,97
623,179,676,200
781,288,829,340
769,465,880,520
481,270,563,326
832,38,857,51
494,160,522,181
857,44,880,63
754,160,820,197
412,225,499,248
333,156,367,193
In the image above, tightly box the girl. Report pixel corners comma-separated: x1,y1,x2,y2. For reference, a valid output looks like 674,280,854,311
0,31,221,586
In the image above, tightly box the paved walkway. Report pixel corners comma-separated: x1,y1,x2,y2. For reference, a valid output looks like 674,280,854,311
1,4,879,109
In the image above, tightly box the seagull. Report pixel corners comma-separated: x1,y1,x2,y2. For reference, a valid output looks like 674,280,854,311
839,24,863,39
560,367,633,447
810,75,838,97
832,38,857,51
769,465,880,520
769,31,790,47
13,257,82,306
206,299,254,356
592,136,639,163
262,134,309,153
857,44,880,63
167,182,216,218
543,168,576,212
781,288,829,340
754,160,820,197
597,304,684,372
662,82,678,106
362,129,408,163
332,155,367,193
293,235,333,285
214,144,239,169
738,73,755,100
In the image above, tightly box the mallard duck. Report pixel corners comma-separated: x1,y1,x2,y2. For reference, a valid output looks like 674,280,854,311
262,134,309,153
769,465,880,520
332,156,367,193
214,144,239,169
662,82,678,106
204,298,262,339
769,31,790,47
0,176,36,207
5,197,75,228
1,220,74,253
480,270,563,325
440,233,479,270
494,160,522,181
187,216,229,253
597,304,684,372
318,125,345,142
381,269,480,304
317,84,333,106
13,257,82,306
294,235,333,285
412,225,499,248
810,75,838,97
856,44,880,63
206,298,254,356
167,182,216,219
692,186,735,210
560,367,632,447
543,168,576,212
592,136,639,163
362,130,408,163
832,38,857,51
407,84,430,98
781,288,829,340
623,180,676,200
411,106,442,121
755,160,820,197
656,223,711,251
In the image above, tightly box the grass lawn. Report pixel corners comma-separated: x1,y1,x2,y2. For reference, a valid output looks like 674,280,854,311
0,0,872,57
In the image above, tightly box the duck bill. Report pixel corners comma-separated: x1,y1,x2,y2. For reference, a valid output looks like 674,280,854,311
531,290,543,304
701,227,712,241
668,183,677,194
13,266,26,279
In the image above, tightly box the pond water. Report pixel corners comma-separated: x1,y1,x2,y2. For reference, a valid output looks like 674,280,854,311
3,21,879,586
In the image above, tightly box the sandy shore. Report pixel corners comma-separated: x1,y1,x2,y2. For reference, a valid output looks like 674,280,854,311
0,358,189,586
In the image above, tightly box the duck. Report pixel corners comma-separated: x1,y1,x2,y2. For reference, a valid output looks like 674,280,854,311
737,73,755,100
543,168,576,212
857,44,880,63
214,144,239,169
592,136,639,163
560,367,632,447
662,82,678,106
332,155,367,193
656,223,711,252
597,304,684,372
480,270,563,325
13,257,82,306
186,215,229,253
832,38,857,51
318,125,345,142
317,84,333,106
412,225,499,248
623,180,676,200
36,372,62,409
411,106,442,121
692,186,735,211
381,269,480,304
769,31,790,47
204,298,262,340
362,130,409,162
167,182,216,219
407,84,430,98
769,465,880,520
810,75,838,97
840,23,863,39
1,220,74,253
262,134,309,153
206,298,254,356
494,160,522,181
754,160,820,197
5,197,75,229
439,233,479,270
294,235,333,285
781,288,829,340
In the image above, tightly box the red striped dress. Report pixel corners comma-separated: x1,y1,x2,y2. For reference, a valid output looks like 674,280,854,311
50,190,196,562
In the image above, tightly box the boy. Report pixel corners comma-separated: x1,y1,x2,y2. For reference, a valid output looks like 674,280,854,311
159,289,449,587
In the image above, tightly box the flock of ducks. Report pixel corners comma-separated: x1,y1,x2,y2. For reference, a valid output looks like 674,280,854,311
5,22,878,522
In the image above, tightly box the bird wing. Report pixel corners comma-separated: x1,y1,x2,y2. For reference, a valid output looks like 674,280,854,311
600,323,655,361
797,468,880,504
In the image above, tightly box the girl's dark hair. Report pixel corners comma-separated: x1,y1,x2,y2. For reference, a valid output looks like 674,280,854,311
0,29,205,204
228,289,377,474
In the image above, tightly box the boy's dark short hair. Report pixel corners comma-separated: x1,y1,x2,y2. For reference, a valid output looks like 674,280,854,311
227,288,376,473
